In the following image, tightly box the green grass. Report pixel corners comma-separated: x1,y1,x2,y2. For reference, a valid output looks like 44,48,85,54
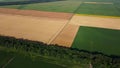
72,26,120,56
6,55,65,68
0,51,14,68
76,3,120,16
0,49,65,68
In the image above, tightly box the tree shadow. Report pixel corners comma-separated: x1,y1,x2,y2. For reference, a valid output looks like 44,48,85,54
0,0,65,6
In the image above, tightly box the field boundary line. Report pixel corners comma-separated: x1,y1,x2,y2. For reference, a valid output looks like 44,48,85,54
83,2,113,4
47,12,74,44
48,2,83,44
2,56,15,68
75,14,120,18
0,8,73,20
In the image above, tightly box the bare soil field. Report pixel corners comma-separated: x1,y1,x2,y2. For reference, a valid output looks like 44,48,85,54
84,2,113,4
69,15,120,30
0,8,73,20
0,13,68,43
51,24,79,47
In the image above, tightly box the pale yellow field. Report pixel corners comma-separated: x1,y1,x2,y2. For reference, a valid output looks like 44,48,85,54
83,2,113,4
69,15,120,30
0,13,68,43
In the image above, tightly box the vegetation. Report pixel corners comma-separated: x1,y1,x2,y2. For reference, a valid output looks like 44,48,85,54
76,3,120,16
0,0,81,13
0,50,14,67
0,0,64,6
0,35,120,68
0,0,27,2
0,50,65,68
0,0,120,17
72,26,120,56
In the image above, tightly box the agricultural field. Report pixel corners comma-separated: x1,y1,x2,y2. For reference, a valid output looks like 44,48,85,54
72,26,120,56
76,3,120,16
0,50,65,68
69,15,120,55
51,24,79,47
0,0,120,16
0,0,28,2
6,55,65,68
0,50,14,68
0,0,120,67
0,0,81,13
0,13,69,43
69,15,120,30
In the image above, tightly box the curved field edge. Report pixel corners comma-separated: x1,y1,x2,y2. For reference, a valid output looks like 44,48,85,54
72,26,120,56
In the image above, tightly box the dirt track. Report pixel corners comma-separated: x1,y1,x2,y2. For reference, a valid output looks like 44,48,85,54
0,13,68,43
51,24,79,47
0,8,73,20
70,15,120,30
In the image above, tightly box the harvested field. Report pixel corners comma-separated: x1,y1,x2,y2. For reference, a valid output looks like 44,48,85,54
0,8,73,20
69,15,120,30
84,2,113,4
0,13,68,43
51,24,79,47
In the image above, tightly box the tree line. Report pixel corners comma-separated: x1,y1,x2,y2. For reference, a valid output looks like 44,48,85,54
0,0,63,6
0,35,120,68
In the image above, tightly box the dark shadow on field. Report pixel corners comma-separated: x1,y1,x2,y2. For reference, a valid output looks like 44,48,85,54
71,48,120,59
0,0,65,6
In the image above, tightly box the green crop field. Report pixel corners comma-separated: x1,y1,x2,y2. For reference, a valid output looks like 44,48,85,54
75,3,120,16
0,0,120,16
0,0,81,13
17,1,81,13
72,26,120,56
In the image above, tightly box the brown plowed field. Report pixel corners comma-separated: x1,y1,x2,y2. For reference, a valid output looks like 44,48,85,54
0,13,68,43
70,15,120,30
0,8,73,20
51,24,79,47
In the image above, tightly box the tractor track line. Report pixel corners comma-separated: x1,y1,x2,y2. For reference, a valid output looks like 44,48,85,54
48,2,82,44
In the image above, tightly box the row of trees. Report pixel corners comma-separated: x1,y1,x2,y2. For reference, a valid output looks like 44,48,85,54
0,0,62,6
0,35,120,68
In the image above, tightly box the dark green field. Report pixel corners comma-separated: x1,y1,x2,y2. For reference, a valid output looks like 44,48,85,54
72,26,120,56
0,51,14,67
76,3,120,16
6,55,65,68
0,50,65,68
